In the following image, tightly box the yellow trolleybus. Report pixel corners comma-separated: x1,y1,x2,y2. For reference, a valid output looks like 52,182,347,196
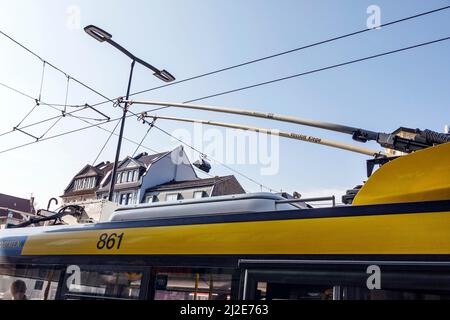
0,142,449,300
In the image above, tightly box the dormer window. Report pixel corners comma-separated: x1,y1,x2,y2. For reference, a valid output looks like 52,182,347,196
116,170,139,184
74,177,96,190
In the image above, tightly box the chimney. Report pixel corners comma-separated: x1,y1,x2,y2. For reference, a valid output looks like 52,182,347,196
30,195,35,214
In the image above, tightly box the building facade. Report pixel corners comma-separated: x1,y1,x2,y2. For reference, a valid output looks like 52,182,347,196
0,193,36,228
62,146,244,209
61,161,113,204
95,146,197,205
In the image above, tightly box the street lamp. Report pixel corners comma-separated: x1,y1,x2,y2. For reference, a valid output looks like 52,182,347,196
84,25,175,202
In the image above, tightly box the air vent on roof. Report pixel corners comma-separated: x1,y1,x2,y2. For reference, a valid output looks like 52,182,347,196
134,152,148,159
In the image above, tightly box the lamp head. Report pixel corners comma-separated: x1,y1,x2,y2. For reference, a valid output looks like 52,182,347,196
84,25,112,42
153,69,176,82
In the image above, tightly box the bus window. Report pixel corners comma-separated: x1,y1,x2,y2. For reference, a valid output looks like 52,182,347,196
0,264,61,300
152,268,233,300
341,287,450,300
64,267,143,300
255,281,334,300
242,267,450,300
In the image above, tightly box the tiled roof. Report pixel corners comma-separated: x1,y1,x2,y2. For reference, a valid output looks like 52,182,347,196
0,193,34,219
133,152,169,167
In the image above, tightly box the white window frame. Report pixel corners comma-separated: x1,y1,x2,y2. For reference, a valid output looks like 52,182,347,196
166,193,180,202
193,191,206,199
127,193,133,205
119,193,127,205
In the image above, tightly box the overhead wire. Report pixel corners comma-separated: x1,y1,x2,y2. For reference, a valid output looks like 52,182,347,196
1,6,450,191
92,118,121,165
116,5,450,99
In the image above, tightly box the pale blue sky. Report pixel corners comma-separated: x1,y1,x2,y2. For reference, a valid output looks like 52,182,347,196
0,0,449,208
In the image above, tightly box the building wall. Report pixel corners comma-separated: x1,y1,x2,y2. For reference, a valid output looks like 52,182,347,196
61,193,97,204
138,147,197,203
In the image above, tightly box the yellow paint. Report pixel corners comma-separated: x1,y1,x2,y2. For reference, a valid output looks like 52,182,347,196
353,142,450,205
22,210,450,255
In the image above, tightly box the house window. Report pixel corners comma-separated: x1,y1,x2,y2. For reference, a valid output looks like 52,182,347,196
75,177,96,190
193,191,207,199
148,195,158,203
86,178,90,189
120,193,134,205
87,177,95,189
116,170,139,184
166,193,181,202
120,194,126,205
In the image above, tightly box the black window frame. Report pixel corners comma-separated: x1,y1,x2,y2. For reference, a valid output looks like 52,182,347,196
0,263,65,300
57,264,150,300
239,260,450,300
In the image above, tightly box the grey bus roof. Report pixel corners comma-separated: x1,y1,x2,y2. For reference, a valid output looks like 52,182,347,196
109,192,307,222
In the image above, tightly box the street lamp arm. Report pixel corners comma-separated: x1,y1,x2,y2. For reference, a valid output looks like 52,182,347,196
84,24,176,202
84,25,175,82
105,39,175,82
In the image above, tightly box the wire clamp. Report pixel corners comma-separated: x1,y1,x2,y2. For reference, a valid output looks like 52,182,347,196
138,112,147,123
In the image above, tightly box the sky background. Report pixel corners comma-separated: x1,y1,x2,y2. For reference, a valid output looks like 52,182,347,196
0,0,449,209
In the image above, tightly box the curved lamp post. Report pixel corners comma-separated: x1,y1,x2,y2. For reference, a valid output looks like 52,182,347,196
84,25,175,202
